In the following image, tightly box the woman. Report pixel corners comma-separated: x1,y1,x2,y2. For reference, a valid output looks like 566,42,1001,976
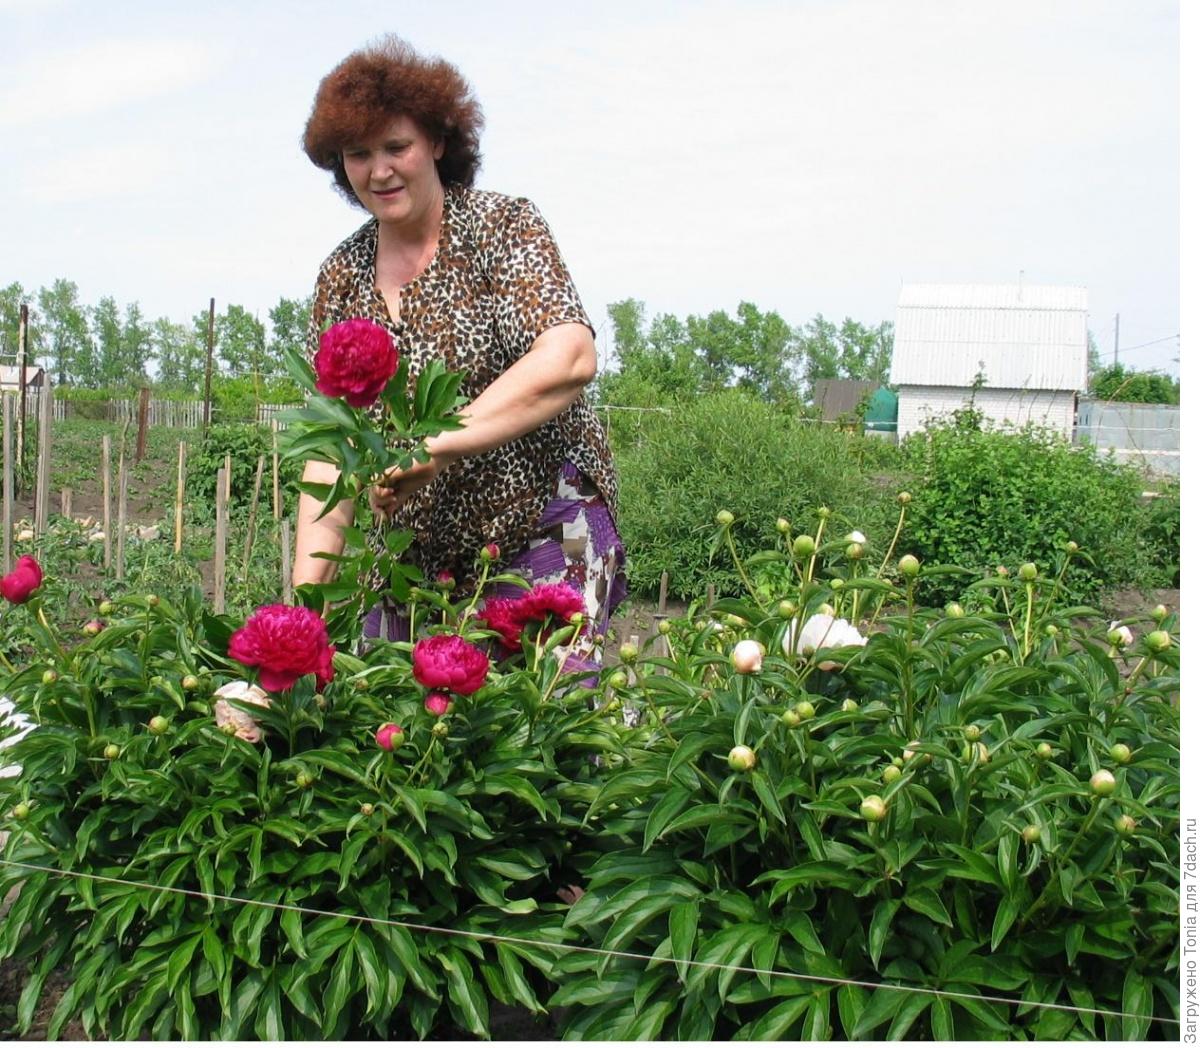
294,37,625,657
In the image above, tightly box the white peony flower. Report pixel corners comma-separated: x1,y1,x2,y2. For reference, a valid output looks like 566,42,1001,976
786,613,866,668
1108,621,1134,647
0,696,37,779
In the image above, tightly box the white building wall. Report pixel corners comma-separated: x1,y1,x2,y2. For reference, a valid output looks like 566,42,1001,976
898,386,1076,441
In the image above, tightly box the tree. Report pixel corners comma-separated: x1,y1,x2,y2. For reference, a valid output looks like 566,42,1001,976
268,295,313,367
36,280,92,385
91,297,124,387
0,282,43,367
216,305,270,377
1089,363,1179,405
798,314,893,393
121,302,153,384
153,318,205,390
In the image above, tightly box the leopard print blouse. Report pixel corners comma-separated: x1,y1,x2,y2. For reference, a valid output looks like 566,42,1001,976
307,185,619,592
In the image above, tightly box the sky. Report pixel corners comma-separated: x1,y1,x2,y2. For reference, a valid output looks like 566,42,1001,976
0,0,1181,377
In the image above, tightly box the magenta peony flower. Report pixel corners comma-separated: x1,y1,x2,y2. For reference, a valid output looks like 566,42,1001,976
313,318,399,408
1,555,43,604
424,691,453,716
412,634,490,695
375,723,404,750
229,604,337,692
479,582,587,652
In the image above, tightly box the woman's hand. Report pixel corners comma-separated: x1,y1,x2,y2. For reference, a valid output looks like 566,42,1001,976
369,451,451,517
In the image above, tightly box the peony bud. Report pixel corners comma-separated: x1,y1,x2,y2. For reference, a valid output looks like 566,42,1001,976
846,542,865,561
609,670,628,689
817,507,831,520
619,642,638,664
841,698,859,713
817,602,835,615
793,700,815,721
778,600,797,619
1114,814,1136,836
1018,562,1037,582
82,619,105,636
41,669,58,685
1089,769,1117,796
715,510,735,526
480,542,501,563
657,619,672,636
791,534,816,557
897,491,912,505
360,803,375,816
961,741,990,764
945,602,964,618
898,554,920,578
780,708,801,728
1021,824,1041,844
181,674,200,692
775,517,791,534
1045,624,1059,636
103,744,120,760
964,724,982,742
146,594,160,607
725,614,747,628
1146,630,1172,653
11,802,30,820
431,720,450,738
846,531,867,546
882,765,901,785
1035,742,1053,761
219,721,239,736
860,795,887,822
731,639,765,674
424,692,453,717
435,570,456,590
1151,604,1168,624
727,745,756,772
1107,625,1133,647
375,723,404,751
98,600,115,617
1065,540,1079,554
148,716,170,735
1109,743,1131,764
295,772,314,788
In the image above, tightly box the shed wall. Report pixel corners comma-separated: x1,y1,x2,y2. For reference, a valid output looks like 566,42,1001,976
897,386,1076,440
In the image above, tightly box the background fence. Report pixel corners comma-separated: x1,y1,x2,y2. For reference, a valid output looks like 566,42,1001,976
16,394,294,429
1073,397,1179,477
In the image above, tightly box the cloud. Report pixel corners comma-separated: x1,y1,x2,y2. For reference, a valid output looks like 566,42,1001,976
0,37,216,127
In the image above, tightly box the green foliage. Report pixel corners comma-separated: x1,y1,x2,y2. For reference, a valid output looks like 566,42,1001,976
1089,364,1179,405
1138,479,1179,588
901,420,1162,604
550,547,1179,1040
797,313,893,394
613,390,895,600
185,424,301,518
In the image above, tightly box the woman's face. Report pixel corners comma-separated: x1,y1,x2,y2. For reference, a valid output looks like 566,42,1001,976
341,114,445,230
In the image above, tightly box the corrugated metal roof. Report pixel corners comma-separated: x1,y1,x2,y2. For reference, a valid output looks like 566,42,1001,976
811,379,878,420
892,283,1088,390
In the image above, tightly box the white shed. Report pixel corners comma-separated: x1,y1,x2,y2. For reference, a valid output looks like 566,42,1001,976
891,283,1088,440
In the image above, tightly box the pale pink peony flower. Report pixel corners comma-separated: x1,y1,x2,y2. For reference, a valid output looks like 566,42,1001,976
731,639,765,674
213,680,271,743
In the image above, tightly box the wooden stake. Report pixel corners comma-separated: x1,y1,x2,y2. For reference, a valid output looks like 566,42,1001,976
224,452,232,502
60,488,72,520
101,436,112,570
135,387,151,463
2,394,12,574
281,519,292,604
203,298,215,432
16,304,27,476
214,467,227,614
115,453,128,580
705,583,716,610
271,425,280,521
174,441,186,554
34,377,52,535
241,455,265,579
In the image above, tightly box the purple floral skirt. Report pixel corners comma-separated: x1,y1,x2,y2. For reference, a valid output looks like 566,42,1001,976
363,461,626,674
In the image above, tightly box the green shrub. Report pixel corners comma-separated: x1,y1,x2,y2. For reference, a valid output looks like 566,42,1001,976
901,421,1155,603
614,391,895,600
1137,478,1179,587
185,424,301,519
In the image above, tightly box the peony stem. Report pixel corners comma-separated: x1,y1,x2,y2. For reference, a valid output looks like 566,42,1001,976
1022,582,1034,659
724,531,766,612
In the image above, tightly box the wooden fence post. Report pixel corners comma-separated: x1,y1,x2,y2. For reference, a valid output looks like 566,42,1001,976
135,387,151,462
115,454,128,580
271,424,281,521
15,304,27,476
174,441,186,554
241,455,265,580
2,394,12,574
224,453,232,502
101,436,112,570
214,467,227,614
60,488,72,520
33,378,52,536
281,519,293,604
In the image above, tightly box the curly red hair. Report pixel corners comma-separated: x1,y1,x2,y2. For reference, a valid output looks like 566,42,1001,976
303,36,483,205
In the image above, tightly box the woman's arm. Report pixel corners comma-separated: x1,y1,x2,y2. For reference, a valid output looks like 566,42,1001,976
371,321,596,512
294,460,356,587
